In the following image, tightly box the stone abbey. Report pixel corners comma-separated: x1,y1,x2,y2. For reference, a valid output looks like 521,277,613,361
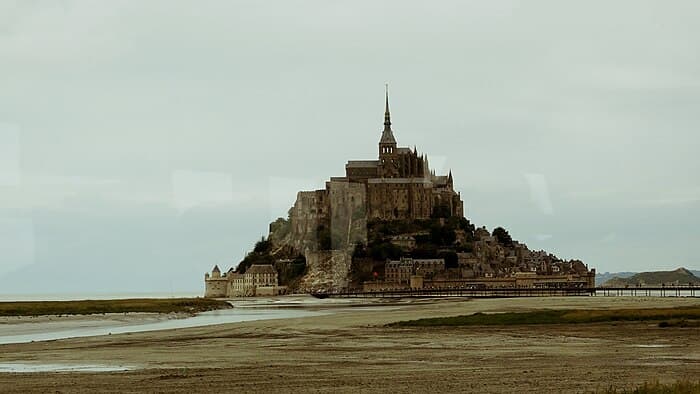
348,90,462,220
300,89,463,223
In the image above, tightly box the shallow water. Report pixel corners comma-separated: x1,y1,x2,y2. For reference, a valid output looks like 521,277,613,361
0,363,135,373
632,344,672,348
0,308,326,345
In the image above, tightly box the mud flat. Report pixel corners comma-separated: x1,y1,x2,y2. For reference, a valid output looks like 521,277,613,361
0,296,699,393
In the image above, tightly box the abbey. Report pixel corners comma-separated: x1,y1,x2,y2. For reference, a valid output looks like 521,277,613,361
293,90,463,233
347,91,463,220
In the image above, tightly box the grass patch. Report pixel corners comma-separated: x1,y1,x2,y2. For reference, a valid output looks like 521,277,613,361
0,298,231,317
658,319,700,328
599,379,700,393
389,306,700,327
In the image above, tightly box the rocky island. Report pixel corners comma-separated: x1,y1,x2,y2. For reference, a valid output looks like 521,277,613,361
205,90,595,297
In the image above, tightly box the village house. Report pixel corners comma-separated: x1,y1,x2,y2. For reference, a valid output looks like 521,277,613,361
204,264,286,298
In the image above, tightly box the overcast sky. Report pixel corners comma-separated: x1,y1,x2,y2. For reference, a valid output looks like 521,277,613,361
1,1,698,295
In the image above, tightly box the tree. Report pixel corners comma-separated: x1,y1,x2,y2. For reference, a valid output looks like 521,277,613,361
369,242,402,261
492,227,513,246
438,251,459,269
430,223,456,246
253,237,272,253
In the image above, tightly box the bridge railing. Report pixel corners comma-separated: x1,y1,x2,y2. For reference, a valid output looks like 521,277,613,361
312,286,700,299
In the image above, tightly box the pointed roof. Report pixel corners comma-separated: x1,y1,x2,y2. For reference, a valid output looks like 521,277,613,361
380,84,397,145
212,265,220,273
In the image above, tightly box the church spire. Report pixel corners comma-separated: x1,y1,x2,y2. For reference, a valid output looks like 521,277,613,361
379,84,397,146
384,84,391,131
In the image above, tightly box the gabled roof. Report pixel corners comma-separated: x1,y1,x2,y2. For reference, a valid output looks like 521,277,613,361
246,264,277,275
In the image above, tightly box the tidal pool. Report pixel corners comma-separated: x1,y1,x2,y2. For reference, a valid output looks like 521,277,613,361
0,307,327,345
0,363,135,373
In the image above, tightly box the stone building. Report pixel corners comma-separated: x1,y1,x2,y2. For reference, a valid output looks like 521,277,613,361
203,265,228,298
390,235,417,251
287,89,464,252
385,257,446,284
204,264,285,298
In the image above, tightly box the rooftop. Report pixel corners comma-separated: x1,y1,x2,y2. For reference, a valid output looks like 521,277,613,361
346,160,380,168
246,264,277,275
368,178,432,184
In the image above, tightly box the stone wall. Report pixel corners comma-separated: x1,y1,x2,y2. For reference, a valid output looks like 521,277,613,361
204,278,228,298
287,190,328,252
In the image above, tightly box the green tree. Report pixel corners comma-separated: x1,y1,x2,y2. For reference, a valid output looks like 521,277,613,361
492,227,513,246
438,251,459,269
253,237,272,253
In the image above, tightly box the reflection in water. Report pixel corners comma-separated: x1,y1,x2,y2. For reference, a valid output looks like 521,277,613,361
0,308,326,345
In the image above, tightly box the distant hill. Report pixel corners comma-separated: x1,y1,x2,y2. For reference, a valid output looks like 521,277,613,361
595,271,636,286
602,268,700,287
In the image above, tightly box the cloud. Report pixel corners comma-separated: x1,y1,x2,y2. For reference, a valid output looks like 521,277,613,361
0,217,34,276
0,123,21,186
1,0,699,291
524,173,554,215
171,170,234,214
601,233,617,243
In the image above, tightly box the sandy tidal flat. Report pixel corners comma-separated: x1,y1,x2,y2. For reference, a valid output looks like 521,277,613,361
0,296,699,393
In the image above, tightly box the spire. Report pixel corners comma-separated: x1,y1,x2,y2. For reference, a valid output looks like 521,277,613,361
379,84,397,146
384,84,391,130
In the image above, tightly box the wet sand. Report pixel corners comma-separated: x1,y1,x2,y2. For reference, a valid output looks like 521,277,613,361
0,296,699,393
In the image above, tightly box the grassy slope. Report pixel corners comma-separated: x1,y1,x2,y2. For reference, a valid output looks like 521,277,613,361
0,298,231,316
390,306,700,327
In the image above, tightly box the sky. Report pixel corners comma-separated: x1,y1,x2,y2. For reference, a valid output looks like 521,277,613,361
1,1,699,294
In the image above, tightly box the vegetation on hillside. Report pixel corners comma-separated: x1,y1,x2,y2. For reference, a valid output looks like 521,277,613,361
244,213,516,289
0,298,231,317
492,227,513,246
389,306,700,327
348,217,477,283
235,237,277,273
235,237,307,288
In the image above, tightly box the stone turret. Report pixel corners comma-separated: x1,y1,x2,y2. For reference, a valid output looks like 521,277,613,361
204,265,227,298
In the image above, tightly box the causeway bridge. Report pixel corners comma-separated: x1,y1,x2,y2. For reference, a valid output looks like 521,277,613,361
312,286,700,299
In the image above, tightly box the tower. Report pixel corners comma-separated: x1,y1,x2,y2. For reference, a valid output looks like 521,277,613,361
379,85,398,177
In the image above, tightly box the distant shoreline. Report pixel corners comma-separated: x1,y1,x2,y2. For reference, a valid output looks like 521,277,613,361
0,298,230,317
0,292,201,302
